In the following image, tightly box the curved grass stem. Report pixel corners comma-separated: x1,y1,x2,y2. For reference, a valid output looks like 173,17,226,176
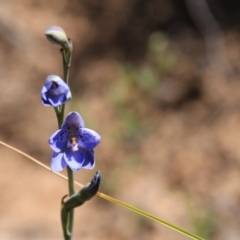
0,141,205,240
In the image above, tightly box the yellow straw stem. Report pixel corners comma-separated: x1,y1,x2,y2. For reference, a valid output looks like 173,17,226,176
0,140,205,240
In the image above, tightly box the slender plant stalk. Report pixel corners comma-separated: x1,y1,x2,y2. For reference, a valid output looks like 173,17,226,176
62,45,74,238
66,166,75,235
54,45,74,240
54,107,61,128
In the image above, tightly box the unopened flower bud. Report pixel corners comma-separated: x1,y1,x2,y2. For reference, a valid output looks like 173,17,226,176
45,25,69,49
62,171,101,211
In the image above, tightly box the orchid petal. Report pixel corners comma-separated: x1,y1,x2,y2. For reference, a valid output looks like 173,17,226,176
41,95,51,106
82,150,95,169
48,95,66,107
49,129,68,152
77,128,100,150
64,150,85,171
51,152,67,172
61,111,85,129
45,75,63,84
41,81,52,94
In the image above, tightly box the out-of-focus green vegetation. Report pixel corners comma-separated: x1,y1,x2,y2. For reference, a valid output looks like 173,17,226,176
108,32,179,143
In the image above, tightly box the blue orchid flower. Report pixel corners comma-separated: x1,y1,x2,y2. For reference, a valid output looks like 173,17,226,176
41,75,72,107
49,112,101,172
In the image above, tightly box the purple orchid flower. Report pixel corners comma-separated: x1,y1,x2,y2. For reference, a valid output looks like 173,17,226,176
41,75,72,107
49,112,101,172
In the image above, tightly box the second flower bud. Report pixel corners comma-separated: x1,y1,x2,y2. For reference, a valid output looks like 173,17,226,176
41,75,72,107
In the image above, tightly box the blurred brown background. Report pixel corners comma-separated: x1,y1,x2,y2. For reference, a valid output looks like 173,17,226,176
1,0,240,239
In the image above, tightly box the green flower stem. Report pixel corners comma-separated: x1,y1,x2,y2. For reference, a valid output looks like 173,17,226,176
55,105,74,240
61,41,72,85
62,45,75,239
66,165,75,234
54,107,61,128
61,44,74,238
61,195,71,240
54,44,74,240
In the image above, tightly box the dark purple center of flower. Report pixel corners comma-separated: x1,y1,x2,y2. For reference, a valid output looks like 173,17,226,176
51,82,58,89
49,81,64,96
